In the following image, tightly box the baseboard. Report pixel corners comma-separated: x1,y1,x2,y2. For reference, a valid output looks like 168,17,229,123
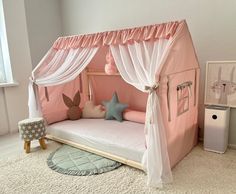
199,137,203,142
228,144,236,149
0,131,9,136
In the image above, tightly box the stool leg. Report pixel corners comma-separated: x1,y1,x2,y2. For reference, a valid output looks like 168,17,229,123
25,141,31,154
24,141,27,150
39,138,47,149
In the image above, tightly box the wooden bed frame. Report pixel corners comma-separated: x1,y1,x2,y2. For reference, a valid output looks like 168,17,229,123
46,134,143,170
46,68,144,171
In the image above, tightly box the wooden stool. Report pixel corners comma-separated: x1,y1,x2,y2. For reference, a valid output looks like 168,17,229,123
18,117,47,153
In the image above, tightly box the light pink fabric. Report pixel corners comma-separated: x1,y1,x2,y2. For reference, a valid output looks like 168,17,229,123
104,64,117,75
32,47,98,86
158,23,200,167
104,50,117,75
28,46,98,118
159,69,199,168
158,22,199,76
123,109,146,124
89,75,148,111
105,51,115,64
38,76,84,124
87,47,148,111
52,21,180,49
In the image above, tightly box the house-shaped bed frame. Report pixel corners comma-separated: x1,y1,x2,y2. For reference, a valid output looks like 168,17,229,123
28,20,200,187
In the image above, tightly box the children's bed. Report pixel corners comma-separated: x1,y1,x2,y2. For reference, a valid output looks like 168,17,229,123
47,119,145,168
28,20,200,187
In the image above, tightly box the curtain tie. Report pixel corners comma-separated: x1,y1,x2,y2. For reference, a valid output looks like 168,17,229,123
29,76,34,83
29,77,39,110
145,82,159,93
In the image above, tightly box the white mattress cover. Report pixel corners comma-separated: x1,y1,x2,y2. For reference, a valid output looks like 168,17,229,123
47,119,146,162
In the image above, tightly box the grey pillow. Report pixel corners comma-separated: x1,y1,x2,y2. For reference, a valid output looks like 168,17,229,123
102,92,128,122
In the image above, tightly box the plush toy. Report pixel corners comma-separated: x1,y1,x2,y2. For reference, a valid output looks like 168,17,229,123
104,51,117,75
102,92,128,122
105,63,117,75
82,101,106,118
62,90,82,120
105,51,115,64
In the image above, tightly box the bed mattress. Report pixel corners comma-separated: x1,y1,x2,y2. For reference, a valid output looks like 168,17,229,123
47,119,146,163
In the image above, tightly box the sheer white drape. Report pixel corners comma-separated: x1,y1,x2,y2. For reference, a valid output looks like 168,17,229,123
28,47,98,118
110,40,173,187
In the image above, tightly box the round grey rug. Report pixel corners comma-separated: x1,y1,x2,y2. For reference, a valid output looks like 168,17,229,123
47,145,122,176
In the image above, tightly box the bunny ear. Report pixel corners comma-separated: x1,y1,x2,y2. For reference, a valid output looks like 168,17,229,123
62,94,74,108
73,90,81,106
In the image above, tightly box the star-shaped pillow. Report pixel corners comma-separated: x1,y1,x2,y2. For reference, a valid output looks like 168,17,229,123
102,92,128,122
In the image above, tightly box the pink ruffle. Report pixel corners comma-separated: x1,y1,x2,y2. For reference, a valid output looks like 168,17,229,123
53,20,183,49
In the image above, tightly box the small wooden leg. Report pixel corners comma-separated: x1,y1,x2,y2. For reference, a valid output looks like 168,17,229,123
24,141,27,150
39,138,47,150
25,141,31,154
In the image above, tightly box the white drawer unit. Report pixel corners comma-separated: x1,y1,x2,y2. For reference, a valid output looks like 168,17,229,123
204,105,230,153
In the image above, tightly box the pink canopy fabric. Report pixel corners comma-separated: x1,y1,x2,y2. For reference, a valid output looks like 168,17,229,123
28,20,199,188
52,21,179,49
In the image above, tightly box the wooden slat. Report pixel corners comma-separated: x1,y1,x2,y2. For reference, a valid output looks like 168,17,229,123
87,72,120,76
81,69,89,101
46,134,143,170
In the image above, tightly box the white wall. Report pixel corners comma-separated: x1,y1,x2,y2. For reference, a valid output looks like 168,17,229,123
0,0,63,135
60,0,236,144
0,89,9,135
0,0,32,134
25,0,62,68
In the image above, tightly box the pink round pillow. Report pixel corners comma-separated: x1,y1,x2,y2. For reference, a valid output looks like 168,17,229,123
105,63,117,75
123,109,146,124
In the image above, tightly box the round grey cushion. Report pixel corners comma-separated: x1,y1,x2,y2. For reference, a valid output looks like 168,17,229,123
47,145,122,176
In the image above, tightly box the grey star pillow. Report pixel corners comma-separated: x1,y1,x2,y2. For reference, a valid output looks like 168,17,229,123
102,92,128,122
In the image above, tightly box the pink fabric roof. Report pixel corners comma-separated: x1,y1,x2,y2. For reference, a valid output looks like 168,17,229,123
53,21,182,49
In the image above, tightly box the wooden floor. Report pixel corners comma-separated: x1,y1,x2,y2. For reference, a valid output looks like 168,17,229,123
0,132,44,159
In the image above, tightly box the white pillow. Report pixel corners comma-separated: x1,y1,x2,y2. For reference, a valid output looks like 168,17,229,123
82,101,106,118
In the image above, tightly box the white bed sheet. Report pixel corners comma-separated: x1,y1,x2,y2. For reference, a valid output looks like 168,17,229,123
47,119,146,162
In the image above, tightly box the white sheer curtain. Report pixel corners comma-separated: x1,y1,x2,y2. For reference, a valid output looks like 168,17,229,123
110,40,173,187
29,47,98,118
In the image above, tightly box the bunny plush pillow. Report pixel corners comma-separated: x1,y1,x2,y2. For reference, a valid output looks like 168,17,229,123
62,90,82,120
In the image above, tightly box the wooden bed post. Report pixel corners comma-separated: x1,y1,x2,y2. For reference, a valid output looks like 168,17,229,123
81,68,90,101
81,70,121,102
